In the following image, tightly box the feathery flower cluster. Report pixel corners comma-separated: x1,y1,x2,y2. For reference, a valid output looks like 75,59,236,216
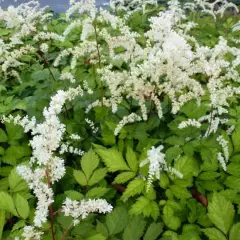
178,119,201,129
59,142,85,156
85,118,99,134
60,72,76,83
217,135,229,161
70,134,81,140
62,198,113,226
21,226,43,240
140,145,183,190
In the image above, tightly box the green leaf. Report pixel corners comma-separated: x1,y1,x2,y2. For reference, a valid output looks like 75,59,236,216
126,146,138,172
86,187,109,198
12,219,26,232
9,168,28,192
144,222,163,240
159,172,170,189
0,210,5,239
94,145,130,172
122,179,145,200
202,228,226,240
174,156,199,179
165,135,185,146
0,129,8,143
96,220,108,238
170,185,191,199
207,193,234,234
229,223,240,240
73,170,87,186
114,171,136,184
14,194,29,219
85,234,106,240
0,192,18,216
232,129,240,152
106,206,129,236
224,176,240,192
198,172,220,181
88,168,107,186
65,190,84,200
129,196,150,216
5,122,24,142
81,149,99,180
227,163,240,176
123,216,146,240
163,205,181,230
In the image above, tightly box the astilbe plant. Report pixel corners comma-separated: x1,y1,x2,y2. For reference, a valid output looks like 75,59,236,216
1,0,240,239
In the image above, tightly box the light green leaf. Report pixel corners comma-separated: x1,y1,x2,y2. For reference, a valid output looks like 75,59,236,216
81,149,99,180
150,201,159,221
15,194,29,219
198,172,220,181
5,122,24,142
9,168,28,192
159,172,170,189
106,206,129,236
94,145,130,172
73,170,87,186
143,222,163,240
163,205,181,230
225,176,240,192
129,196,150,216
122,179,145,200
207,193,234,234
86,187,109,198
0,192,18,216
96,220,108,238
232,129,240,153
12,219,26,232
114,171,136,184
126,146,138,172
202,228,226,240
88,168,107,186
227,163,240,176
64,190,84,200
85,234,105,240
0,210,5,239
229,223,240,240
170,185,191,199
0,129,8,143
123,216,146,240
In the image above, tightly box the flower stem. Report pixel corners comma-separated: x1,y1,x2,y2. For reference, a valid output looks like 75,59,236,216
61,222,73,240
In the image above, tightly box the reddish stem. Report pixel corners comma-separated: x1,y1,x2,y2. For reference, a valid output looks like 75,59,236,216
111,183,126,193
191,188,208,207
46,169,56,240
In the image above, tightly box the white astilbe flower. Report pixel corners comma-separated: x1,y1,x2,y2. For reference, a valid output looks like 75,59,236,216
140,145,183,190
227,125,235,135
62,198,113,226
85,118,98,134
59,142,85,156
40,43,49,53
21,226,44,240
70,134,81,140
178,119,201,129
217,135,229,162
217,152,227,171
60,72,76,83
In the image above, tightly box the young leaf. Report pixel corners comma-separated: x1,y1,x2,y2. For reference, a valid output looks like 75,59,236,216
143,222,163,240
129,196,150,216
73,170,87,186
86,187,109,198
94,145,130,172
0,129,8,143
126,146,138,172
122,179,145,200
123,216,146,240
14,194,29,219
81,149,99,180
207,193,234,234
0,192,18,216
106,206,129,236
113,171,136,184
229,223,240,240
202,228,226,240
163,205,181,230
170,185,191,199
88,168,107,186
9,168,28,192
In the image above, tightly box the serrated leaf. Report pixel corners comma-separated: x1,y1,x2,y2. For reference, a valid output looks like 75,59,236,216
232,129,240,153
96,220,108,238
123,216,146,240
5,122,24,142
81,149,99,180
0,129,8,142
170,185,191,199
225,176,240,192
15,194,29,219
94,145,130,172
12,220,26,232
227,163,240,176
0,210,5,239
229,223,240,240
150,201,159,221
129,196,150,216
122,179,145,200
65,190,84,200
9,168,28,192
165,135,185,146
143,222,163,240
207,193,234,234
163,205,181,230
159,172,170,189
0,192,18,216
88,168,107,186
74,170,87,186
85,233,106,240
202,228,226,240
114,171,136,184
126,146,138,172
198,172,220,181
86,187,109,198
106,206,129,236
